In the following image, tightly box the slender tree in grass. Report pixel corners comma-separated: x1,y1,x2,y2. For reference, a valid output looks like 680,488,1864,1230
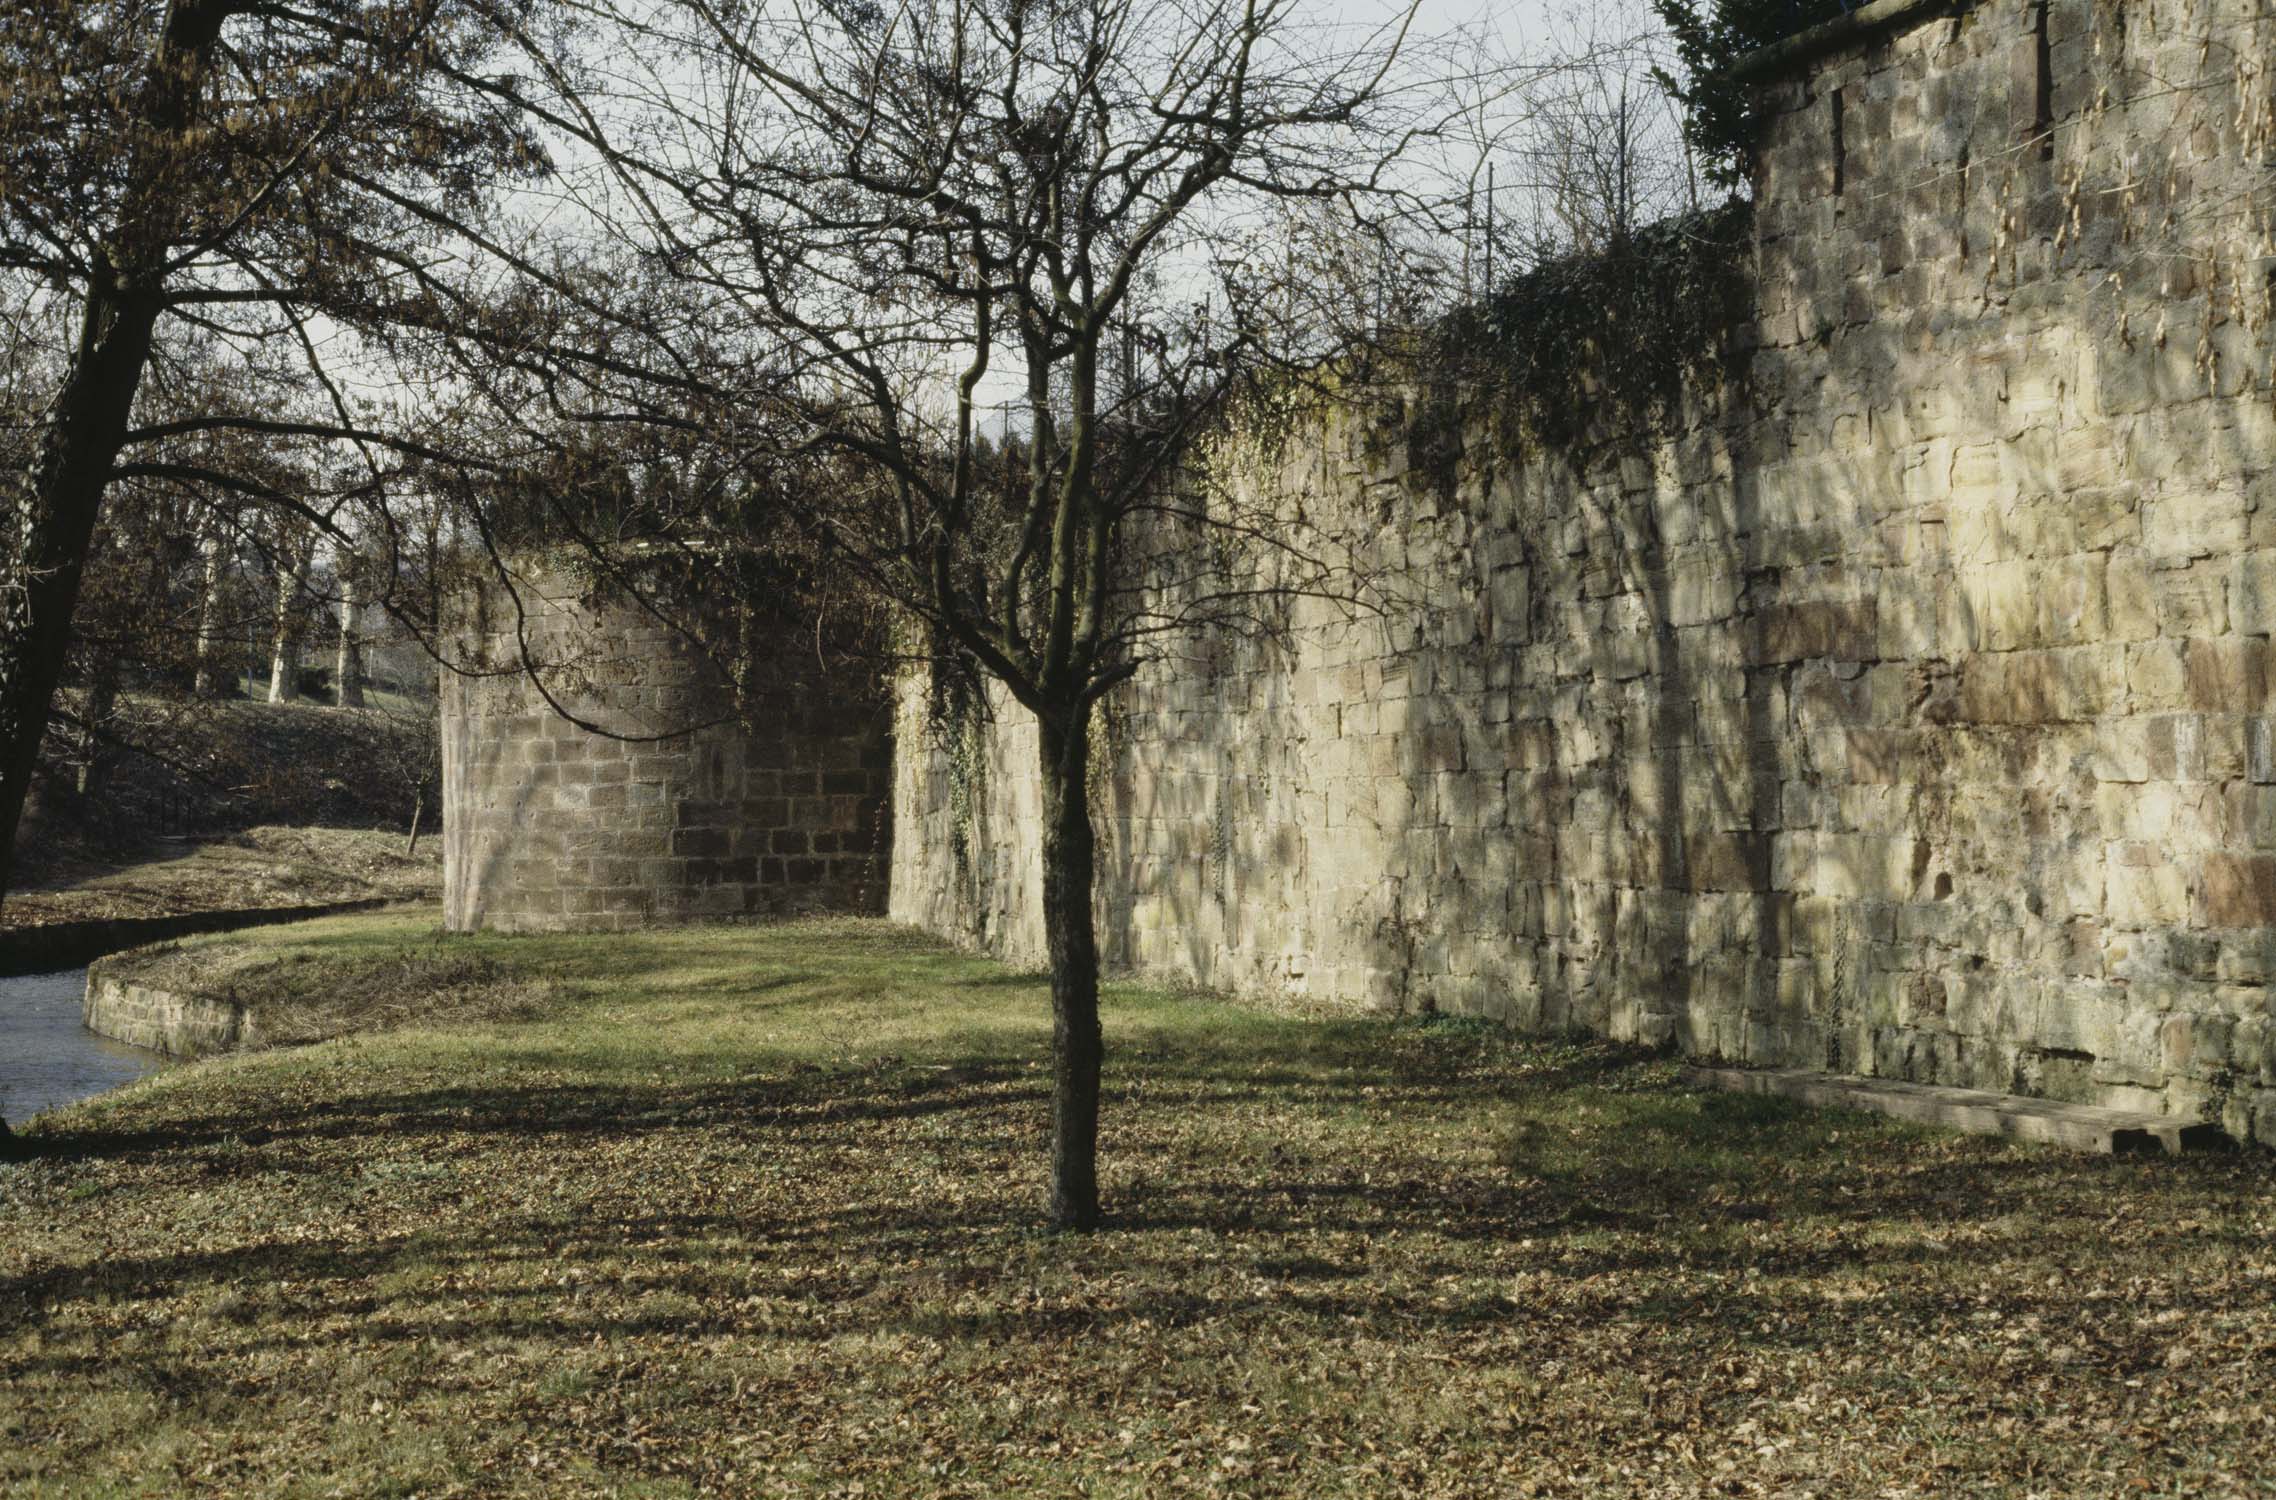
541,0,1536,1228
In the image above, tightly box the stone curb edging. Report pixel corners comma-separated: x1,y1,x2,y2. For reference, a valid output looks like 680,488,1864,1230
1686,1065,2232,1155
80,973,269,1058
0,899,390,978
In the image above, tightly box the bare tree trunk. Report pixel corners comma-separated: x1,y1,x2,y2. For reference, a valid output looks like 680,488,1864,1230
75,648,122,802
0,285,159,1148
267,534,310,703
1037,707,1103,1231
0,0,226,920
335,567,364,708
405,782,425,856
0,279,164,909
191,521,226,698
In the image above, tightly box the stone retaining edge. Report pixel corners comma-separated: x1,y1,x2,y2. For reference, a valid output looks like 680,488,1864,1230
81,974,268,1058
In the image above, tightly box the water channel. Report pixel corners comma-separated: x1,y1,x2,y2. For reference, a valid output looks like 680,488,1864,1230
0,968,164,1124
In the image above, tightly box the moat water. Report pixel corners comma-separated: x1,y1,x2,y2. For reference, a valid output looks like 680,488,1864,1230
0,968,163,1124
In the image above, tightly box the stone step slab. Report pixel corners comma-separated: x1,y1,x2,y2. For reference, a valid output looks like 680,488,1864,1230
1684,1065,2231,1156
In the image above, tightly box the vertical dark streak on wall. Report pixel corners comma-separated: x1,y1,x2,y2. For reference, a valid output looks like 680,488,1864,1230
2034,0,2056,160
1958,144,1972,259
1831,88,1847,198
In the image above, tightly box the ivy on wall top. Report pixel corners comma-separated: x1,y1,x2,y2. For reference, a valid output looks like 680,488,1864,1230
1652,0,1852,188
1436,198,1756,452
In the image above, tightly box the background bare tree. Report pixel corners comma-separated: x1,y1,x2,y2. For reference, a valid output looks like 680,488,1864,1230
0,0,581,925
1438,0,1701,290
1533,60,1697,253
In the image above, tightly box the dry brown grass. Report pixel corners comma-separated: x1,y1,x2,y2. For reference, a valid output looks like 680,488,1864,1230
4,912,2272,1497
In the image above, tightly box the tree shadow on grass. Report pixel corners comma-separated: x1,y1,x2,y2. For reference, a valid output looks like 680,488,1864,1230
15,1067,1054,1163
6,1135,2264,1411
10,1008,2272,1401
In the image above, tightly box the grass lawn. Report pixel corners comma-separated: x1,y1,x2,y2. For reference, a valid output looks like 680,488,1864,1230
5,913,2273,1498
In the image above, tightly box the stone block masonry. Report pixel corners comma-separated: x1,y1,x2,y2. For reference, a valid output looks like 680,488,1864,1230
443,559,891,932
893,0,2276,1144
84,971,265,1056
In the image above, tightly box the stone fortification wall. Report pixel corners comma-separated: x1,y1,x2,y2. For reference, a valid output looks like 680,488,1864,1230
444,561,890,932
894,0,2276,1140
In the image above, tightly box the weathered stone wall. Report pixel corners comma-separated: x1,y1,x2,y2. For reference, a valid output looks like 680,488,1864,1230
894,0,2276,1141
444,561,890,932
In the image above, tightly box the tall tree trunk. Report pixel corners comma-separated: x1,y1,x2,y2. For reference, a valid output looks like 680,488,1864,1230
0,279,164,909
335,567,364,708
0,281,163,1148
267,534,309,703
191,519,226,697
1036,705,1102,1231
0,0,229,926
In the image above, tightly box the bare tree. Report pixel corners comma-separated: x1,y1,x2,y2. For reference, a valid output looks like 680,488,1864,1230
1535,69,1691,252
189,512,233,699
265,517,316,703
334,547,367,708
533,0,1529,1228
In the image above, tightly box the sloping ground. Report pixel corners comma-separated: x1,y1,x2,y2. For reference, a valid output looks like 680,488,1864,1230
34,693,432,847
3,914,2272,1497
2,827,439,932
11,692,437,930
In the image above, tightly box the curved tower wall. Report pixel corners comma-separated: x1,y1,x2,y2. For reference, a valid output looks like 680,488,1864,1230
442,561,889,932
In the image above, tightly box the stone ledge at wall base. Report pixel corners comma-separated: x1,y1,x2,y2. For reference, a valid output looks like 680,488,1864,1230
0,899,392,978
82,971,268,1057
1686,1065,2237,1155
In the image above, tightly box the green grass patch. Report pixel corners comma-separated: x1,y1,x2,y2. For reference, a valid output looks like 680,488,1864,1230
7,913,2274,1496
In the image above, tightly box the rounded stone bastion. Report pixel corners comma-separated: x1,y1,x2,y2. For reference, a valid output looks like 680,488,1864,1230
440,555,892,932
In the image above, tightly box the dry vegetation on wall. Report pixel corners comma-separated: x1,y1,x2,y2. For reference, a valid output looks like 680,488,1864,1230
1431,199,1758,456
6,915,2275,1496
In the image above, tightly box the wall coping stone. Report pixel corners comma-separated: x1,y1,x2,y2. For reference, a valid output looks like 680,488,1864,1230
1730,0,1964,83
